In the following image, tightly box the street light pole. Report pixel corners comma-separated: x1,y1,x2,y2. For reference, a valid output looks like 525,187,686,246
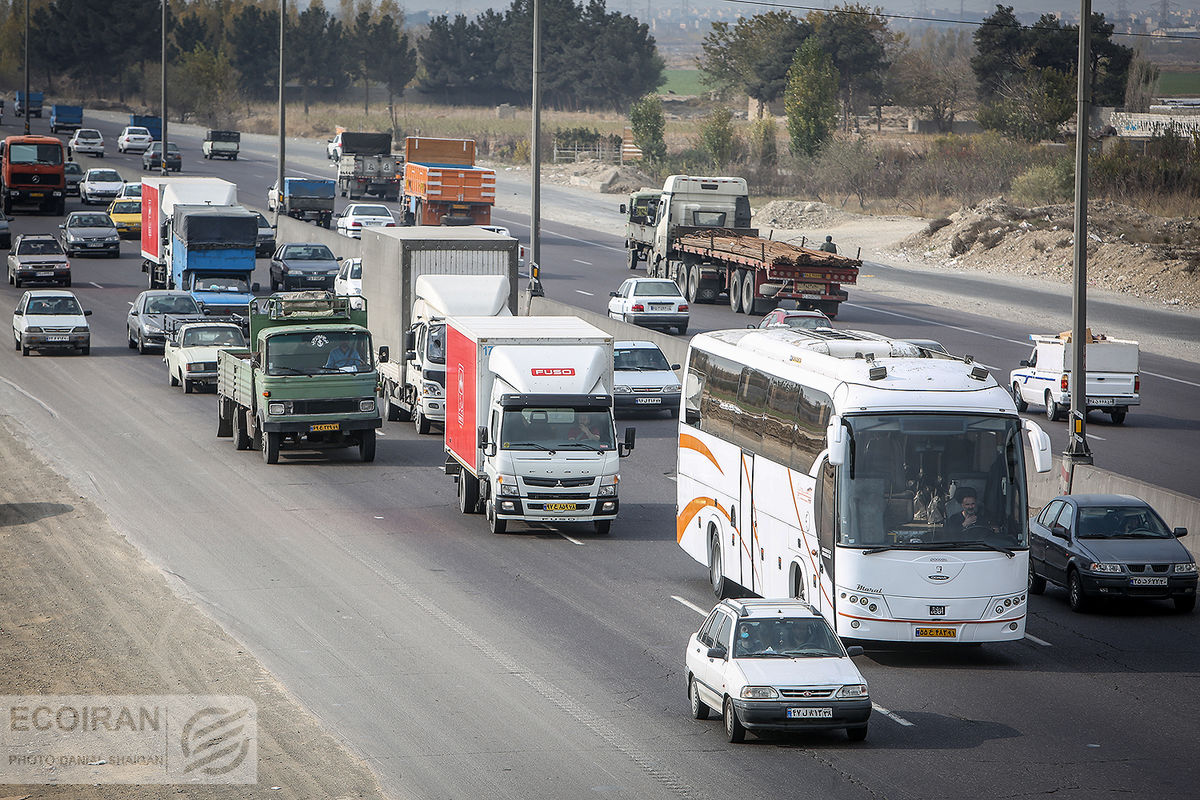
23,0,30,134
161,0,169,175
1064,0,1094,490
276,0,286,229
529,0,543,297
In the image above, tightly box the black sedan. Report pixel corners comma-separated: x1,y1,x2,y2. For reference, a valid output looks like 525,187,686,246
269,243,340,292
142,142,182,172
1029,494,1197,612
254,212,276,257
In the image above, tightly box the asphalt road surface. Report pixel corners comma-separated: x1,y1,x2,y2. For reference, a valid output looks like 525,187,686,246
0,112,1197,800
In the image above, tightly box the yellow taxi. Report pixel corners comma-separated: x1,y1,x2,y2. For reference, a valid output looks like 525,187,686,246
107,197,142,239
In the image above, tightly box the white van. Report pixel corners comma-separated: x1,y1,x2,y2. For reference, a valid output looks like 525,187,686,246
1010,333,1139,424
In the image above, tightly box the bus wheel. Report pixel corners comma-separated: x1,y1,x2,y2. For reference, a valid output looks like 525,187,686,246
709,531,728,598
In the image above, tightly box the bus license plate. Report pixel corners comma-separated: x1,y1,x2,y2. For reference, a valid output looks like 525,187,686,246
1131,577,1167,586
309,423,340,432
635,397,661,404
915,627,957,639
545,503,577,512
787,707,833,719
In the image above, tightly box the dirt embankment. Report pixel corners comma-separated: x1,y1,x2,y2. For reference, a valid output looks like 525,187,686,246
0,421,393,800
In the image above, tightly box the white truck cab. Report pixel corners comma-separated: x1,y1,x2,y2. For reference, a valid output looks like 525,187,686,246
651,175,752,272
1010,332,1140,424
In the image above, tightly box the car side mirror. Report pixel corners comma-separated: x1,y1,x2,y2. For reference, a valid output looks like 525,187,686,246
1174,527,1188,538
670,363,681,371
13,309,22,316
619,426,636,457
705,645,727,660
609,291,618,297
845,645,864,657
378,346,389,364
746,324,755,329
130,309,139,316
1051,524,1070,540
83,310,92,316
1019,359,1031,367
58,223,65,229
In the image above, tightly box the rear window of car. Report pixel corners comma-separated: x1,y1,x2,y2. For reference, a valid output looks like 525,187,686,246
76,129,101,139
633,280,682,297
353,205,390,216
127,127,150,136
112,201,141,214
89,170,120,182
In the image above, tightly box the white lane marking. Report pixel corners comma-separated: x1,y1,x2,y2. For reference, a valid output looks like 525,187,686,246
672,595,708,616
573,259,593,265
845,302,1028,347
557,531,585,546
0,377,59,418
575,290,594,296
1024,632,1053,647
871,703,915,727
1143,370,1200,388
1085,433,1105,441
89,281,104,289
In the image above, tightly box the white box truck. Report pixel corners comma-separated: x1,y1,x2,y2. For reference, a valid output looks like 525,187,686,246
141,177,237,289
444,316,636,535
1010,333,1140,424
360,225,520,434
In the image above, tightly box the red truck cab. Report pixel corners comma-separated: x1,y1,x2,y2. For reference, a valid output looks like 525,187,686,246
1,135,66,215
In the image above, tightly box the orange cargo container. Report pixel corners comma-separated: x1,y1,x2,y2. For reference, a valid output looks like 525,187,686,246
401,137,496,226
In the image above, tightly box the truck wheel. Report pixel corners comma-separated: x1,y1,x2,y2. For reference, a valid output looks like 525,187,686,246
740,270,757,315
458,472,479,514
216,399,233,438
1012,382,1028,412
487,503,507,535
1109,410,1127,425
233,410,251,450
262,430,280,464
627,248,638,270
358,430,376,462
728,271,743,313
594,519,612,535
1045,392,1062,422
686,266,701,304
414,409,431,435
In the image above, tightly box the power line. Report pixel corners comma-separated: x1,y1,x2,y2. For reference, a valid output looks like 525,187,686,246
716,0,1200,42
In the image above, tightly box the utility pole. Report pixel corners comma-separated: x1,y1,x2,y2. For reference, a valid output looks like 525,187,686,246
1064,0,1094,491
528,0,543,298
276,0,286,229
23,0,30,134
161,0,169,175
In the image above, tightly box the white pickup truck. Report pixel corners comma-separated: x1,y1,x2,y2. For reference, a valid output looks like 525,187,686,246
1009,333,1140,424
163,319,246,393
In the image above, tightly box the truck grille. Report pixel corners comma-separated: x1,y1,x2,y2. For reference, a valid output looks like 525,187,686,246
289,399,362,415
523,476,595,488
526,492,591,500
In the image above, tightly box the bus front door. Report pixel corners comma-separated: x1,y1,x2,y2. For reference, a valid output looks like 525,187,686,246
738,450,758,595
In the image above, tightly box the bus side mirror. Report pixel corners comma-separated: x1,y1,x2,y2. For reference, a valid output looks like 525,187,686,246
378,346,389,363
826,416,846,467
619,427,636,457
1022,419,1052,474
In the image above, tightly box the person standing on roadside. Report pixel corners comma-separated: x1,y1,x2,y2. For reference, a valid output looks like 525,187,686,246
818,235,838,254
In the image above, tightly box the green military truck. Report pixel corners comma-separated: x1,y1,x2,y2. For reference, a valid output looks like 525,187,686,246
216,292,383,463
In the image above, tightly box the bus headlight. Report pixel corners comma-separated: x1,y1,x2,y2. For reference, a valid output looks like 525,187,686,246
740,686,778,700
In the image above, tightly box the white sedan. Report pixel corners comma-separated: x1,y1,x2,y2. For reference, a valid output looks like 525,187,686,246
67,128,104,158
116,126,153,153
79,168,124,205
12,289,92,356
163,321,246,393
334,257,362,296
335,204,395,238
608,277,689,335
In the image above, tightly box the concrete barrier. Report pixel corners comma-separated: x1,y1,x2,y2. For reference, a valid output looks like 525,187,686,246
258,207,362,260
526,293,689,372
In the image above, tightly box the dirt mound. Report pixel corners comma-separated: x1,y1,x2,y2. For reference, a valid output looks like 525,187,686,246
539,159,657,194
891,197,1200,308
753,200,863,230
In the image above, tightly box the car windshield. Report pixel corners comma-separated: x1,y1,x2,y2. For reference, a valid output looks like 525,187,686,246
8,143,62,165
352,205,391,216
632,280,682,297
144,295,200,315
615,346,670,371
190,275,249,293
500,408,616,451
782,315,831,329
1076,506,1175,539
26,296,81,315
89,170,120,182
839,414,1029,550
733,618,843,658
112,201,140,214
283,245,334,260
265,331,373,375
70,214,112,228
181,326,245,347
17,239,63,255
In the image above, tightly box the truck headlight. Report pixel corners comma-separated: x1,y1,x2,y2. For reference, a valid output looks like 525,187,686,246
497,476,519,496
359,398,376,412
1175,562,1198,574
267,402,286,415
1087,562,1123,574
740,686,778,700
598,485,617,497
836,684,868,699
422,381,441,396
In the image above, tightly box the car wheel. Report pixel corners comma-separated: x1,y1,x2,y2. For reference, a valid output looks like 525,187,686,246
358,429,376,462
594,519,612,535
1067,569,1090,613
1175,595,1196,613
80,345,90,355
677,323,688,335
1028,561,1046,595
689,676,710,720
457,472,479,515
1045,392,1062,422
262,429,280,464
846,724,869,742
1109,410,1127,425
487,502,507,535
21,341,30,356
12,333,18,351
137,332,149,355
723,697,746,743
183,376,193,394
1012,382,1028,412
169,369,179,387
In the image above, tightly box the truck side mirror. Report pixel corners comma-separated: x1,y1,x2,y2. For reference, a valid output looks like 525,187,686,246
377,346,389,364
619,203,627,214
1019,359,1030,367
477,425,488,446
251,282,261,292
619,427,636,457
404,330,415,350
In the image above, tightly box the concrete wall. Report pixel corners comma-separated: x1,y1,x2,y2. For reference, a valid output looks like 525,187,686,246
526,294,689,372
264,209,362,260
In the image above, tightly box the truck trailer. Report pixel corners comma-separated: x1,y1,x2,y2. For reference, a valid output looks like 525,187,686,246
361,226,520,433
401,137,496,226
14,91,44,118
444,316,635,536
49,104,83,133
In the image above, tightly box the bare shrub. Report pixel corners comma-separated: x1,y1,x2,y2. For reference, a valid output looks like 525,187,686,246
925,217,952,235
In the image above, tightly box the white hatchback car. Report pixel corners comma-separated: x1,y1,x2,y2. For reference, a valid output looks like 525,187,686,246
686,599,871,743
614,340,681,417
117,126,153,153
67,128,104,158
79,168,124,205
117,182,142,199
608,277,689,335
12,289,92,356
335,203,396,238
334,257,362,296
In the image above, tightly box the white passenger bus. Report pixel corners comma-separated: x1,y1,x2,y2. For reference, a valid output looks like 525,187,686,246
677,327,1052,643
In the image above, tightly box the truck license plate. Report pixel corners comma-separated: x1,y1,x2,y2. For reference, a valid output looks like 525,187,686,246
787,707,833,719
915,627,957,639
309,423,340,432
29,192,44,198
635,397,661,404
1131,577,1167,586
545,503,578,512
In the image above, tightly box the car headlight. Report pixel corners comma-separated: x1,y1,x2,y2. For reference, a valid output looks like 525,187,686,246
146,323,162,334
66,233,80,242
1087,562,1123,574
1175,562,1198,574
836,684,868,699
267,402,286,415
71,326,89,334
422,381,441,396
107,235,119,243
359,398,376,413
25,326,43,334
740,686,779,700
614,385,632,394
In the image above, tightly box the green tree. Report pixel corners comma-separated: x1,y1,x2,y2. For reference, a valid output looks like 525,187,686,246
698,105,738,169
369,12,417,132
784,38,839,157
808,5,891,130
173,44,238,126
971,5,1024,102
697,11,810,111
748,116,778,167
975,56,1074,142
291,1,344,114
891,28,976,132
629,92,665,163
228,4,279,100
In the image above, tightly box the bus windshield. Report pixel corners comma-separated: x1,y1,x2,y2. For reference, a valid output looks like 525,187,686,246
500,408,615,451
839,413,1028,550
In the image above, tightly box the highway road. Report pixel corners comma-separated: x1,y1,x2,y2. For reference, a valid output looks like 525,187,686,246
0,112,1197,800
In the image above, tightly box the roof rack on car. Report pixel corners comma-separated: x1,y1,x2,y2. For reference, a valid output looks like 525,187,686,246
721,597,818,617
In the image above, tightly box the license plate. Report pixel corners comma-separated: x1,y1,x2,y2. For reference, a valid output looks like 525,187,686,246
36,271,54,276
1131,576,1167,586
45,336,69,342
87,243,102,248
545,503,578,512
308,276,325,282
915,627,957,639
650,303,672,310
1087,397,1116,406
787,707,833,719
309,423,340,432
635,397,661,404
801,293,822,300
29,192,44,198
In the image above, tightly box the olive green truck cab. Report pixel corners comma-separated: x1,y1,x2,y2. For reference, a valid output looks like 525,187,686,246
216,292,383,463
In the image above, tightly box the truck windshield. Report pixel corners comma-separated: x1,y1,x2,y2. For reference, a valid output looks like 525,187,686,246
425,323,446,365
500,408,616,451
266,331,373,375
8,143,63,165
838,414,1028,551
190,275,250,293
